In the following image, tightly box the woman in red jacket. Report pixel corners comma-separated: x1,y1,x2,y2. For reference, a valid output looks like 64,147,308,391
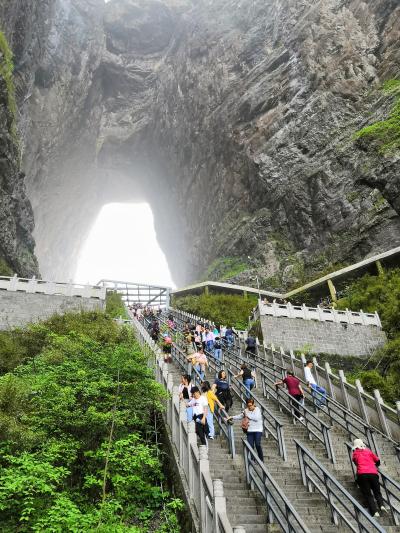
352,438,387,517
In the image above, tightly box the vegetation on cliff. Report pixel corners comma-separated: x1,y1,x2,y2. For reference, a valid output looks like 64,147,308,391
0,30,17,138
355,79,400,155
337,268,400,404
173,292,257,330
0,311,181,532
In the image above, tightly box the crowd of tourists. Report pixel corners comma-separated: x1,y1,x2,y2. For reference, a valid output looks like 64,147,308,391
140,311,389,519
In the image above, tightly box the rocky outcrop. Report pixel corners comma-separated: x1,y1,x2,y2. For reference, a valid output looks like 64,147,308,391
0,0,47,276
0,0,399,287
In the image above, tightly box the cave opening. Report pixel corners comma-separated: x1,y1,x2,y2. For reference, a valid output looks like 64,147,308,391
74,202,175,287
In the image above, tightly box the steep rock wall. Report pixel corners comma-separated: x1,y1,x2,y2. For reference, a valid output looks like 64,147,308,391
0,0,399,288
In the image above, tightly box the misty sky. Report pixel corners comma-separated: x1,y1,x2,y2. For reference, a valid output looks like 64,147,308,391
75,203,175,288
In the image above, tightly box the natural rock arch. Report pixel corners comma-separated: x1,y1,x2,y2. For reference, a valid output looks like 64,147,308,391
1,0,400,286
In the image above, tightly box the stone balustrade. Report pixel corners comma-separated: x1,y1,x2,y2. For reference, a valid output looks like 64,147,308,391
0,275,106,300
256,300,381,328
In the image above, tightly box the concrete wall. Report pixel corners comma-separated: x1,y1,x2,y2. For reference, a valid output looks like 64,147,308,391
260,316,387,356
0,291,105,329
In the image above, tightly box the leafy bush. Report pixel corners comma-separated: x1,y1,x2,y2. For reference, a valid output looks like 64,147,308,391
105,291,129,319
336,269,400,338
173,292,257,330
0,312,180,532
337,268,400,403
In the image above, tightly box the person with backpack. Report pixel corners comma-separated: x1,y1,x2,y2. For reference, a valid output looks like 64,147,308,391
225,326,234,348
204,328,215,353
186,386,209,445
214,370,233,412
352,439,387,517
201,381,225,439
214,336,222,361
234,363,256,398
245,335,257,357
226,398,264,461
179,374,193,421
274,370,304,421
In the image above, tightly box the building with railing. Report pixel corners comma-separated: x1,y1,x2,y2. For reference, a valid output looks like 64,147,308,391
254,300,386,357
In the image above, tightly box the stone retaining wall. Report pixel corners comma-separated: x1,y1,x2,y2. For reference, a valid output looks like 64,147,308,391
0,291,105,329
260,316,387,356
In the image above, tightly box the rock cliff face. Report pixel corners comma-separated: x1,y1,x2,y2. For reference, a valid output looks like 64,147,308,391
0,0,399,287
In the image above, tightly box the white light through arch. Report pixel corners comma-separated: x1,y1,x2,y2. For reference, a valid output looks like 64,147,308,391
75,203,175,288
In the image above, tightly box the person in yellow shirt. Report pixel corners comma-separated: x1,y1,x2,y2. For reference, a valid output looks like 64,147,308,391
201,381,225,439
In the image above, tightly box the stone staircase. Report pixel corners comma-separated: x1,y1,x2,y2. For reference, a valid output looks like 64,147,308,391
163,354,270,531
162,309,400,533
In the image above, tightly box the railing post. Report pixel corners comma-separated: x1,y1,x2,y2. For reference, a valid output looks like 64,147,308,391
396,401,400,426
8,274,18,291
289,350,296,374
179,401,187,461
213,479,227,533
187,422,196,497
199,445,209,531
338,370,351,411
27,276,37,294
324,362,335,399
355,380,369,424
171,385,179,446
373,389,391,438
312,357,320,385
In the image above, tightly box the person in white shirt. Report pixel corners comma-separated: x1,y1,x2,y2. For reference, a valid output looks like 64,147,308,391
187,386,208,445
304,360,326,407
226,398,264,461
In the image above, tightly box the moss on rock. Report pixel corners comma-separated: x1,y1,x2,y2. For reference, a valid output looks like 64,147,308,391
0,31,17,138
354,79,400,155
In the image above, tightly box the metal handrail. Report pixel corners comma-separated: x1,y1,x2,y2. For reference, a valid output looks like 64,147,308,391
345,442,400,526
264,343,400,436
295,439,386,533
242,439,311,533
183,347,236,458
226,367,287,461
159,310,379,456
169,306,399,437
221,339,381,456
152,321,238,460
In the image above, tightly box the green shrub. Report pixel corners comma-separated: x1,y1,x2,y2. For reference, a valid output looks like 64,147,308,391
105,291,129,319
0,311,180,532
173,292,257,330
337,268,400,404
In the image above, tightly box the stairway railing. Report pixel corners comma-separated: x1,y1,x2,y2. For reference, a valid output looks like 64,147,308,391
167,309,388,457
263,343,400,441
295,439,386,533
169,305,399,442
226,367,287,461
242,438,311,533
